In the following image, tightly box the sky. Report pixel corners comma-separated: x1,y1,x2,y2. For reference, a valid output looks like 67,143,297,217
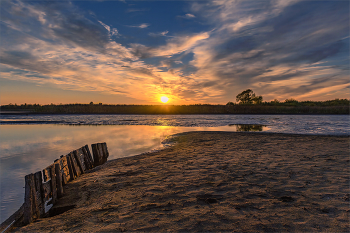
0,0,349,105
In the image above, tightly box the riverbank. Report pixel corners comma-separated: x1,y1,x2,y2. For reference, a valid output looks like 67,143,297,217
13,132,349,232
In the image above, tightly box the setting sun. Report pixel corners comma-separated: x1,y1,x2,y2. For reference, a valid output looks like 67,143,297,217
160,96,169,103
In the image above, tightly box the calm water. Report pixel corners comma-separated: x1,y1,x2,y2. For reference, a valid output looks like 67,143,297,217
0,114,349,222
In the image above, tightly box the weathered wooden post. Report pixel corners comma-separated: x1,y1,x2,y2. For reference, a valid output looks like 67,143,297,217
59,156,69,184
49,165,57,204
92,143,102,166
92,143,109,166
66,154,75,181
101,142,109,164
23,174,39,224
83,145,94,168
73,149,85,174
69,152,81,177
33,171,45,217
55,163,64,198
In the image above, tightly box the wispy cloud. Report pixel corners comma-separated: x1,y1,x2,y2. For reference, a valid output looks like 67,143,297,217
132,32,210,58
184,0,349,101
126,8,149,13
149,30,168,37
98,20,118,36
177,13,196,19
128,23,150,29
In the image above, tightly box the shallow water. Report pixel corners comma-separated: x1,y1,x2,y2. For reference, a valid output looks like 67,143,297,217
0,114,349,222
1,114,349,135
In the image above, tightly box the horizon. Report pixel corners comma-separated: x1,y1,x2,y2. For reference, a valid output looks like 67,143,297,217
1,97,349,107
0,0,349,105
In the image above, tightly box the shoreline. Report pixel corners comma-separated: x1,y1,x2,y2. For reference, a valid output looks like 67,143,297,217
12,132,350,232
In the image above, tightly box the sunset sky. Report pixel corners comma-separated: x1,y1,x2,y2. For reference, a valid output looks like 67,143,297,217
0,0,349,105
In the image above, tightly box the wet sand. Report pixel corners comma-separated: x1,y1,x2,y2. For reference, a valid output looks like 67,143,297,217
14,132,349,232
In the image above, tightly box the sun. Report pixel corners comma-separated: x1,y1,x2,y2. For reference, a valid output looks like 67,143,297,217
160,96,169,103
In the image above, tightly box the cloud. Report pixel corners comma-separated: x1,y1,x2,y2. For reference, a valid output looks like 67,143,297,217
184,0,349,101
149,30,168,37
126,8,149,13
0,1,166,102
98,20,119,36
128,23,150,29
178,13,196,19
132,32,210,58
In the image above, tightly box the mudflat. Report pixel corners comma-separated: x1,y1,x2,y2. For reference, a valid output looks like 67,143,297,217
14,132,349,232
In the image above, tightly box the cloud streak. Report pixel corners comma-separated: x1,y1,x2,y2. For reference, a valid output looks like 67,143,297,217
128,23,150,29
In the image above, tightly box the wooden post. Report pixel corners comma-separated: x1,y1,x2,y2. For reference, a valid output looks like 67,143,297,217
59,157,68,185
69,152,81,177
49,165,57,204
66,154,75,181
23,173,39,224
81,147,92,170
73,150,85,174
55,163,64,198
34,171,45,217
42,180,52,208
92,143,102,166
101,142,109,164
84,145,94,168
97,143,104,164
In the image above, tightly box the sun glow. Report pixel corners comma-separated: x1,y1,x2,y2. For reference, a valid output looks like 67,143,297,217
160,96,169,103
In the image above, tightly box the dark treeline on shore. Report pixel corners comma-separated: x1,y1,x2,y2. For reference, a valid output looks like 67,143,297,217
1,99,349,114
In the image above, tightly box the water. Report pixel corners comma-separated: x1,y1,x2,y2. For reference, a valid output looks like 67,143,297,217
0,114,349,222
1,114,349,135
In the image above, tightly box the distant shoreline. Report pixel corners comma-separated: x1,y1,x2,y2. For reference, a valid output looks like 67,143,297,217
1,104,349,115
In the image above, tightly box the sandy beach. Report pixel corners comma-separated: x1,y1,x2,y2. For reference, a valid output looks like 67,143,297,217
13,132,349,232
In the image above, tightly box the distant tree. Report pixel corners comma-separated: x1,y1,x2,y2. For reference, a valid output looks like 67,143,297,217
252,95,263,104
284,98,298,103
226,101,235,105
236,89,263,104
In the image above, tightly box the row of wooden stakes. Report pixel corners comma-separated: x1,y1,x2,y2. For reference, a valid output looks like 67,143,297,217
0,143,109,233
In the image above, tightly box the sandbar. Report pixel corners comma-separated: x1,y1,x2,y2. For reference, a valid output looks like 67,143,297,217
14,132,349,232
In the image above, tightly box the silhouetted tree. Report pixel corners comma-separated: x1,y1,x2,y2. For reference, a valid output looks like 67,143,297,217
236,89,263,104
285,98,298,103
252,95,263,104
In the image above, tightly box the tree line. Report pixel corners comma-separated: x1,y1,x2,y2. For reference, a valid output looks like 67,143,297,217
227,89,349,107
0,89,349,114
